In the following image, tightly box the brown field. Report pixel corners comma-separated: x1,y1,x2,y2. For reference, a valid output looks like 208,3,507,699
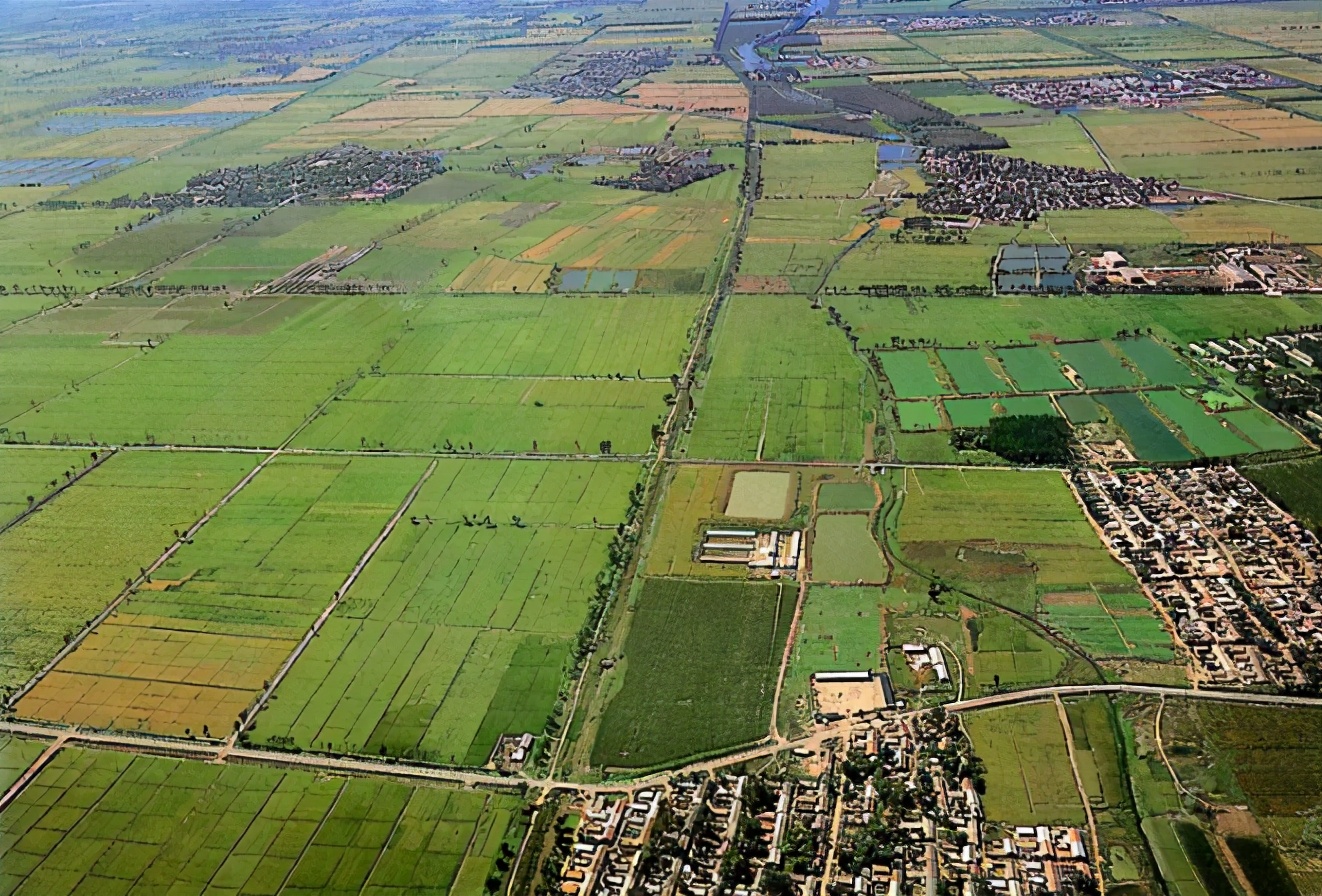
15,618,297,735
1188,100,1322,149
521,225,584,262
733,274,793,293
1041,591,1096,606
624,82,749,119
284,65,337,82
180,91,304,114
448,255,552,292
336,97,481,120
645,232,696,267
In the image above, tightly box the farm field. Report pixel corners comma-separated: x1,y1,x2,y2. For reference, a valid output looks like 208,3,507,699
15,455,425,735
0,447,94,526
811,514,889,584
0,745,524,896
965,702,1087,826
780,585,883,733
1240,456,1322,535
0,450,254,694
687,297,870,462
251,459,634,765
591,577,794,769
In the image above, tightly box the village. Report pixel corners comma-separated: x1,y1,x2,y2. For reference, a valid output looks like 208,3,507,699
989,63,1289,109
516,48,675,99
1185,327,1322,437
542,711,1095,896
138,143,446,211
917,151,1180,222
1072,466,1322,690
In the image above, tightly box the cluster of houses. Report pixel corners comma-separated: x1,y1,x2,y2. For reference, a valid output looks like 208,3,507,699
517,48,674,99
594,148,730,193
918,151,1180,222
488,731,537,772
548,714,1094,896
141,144,445,212
698,527,803,576
899,11,1119,32
1073,467,1322,688
1186,329,1322,434
990,63,1288,109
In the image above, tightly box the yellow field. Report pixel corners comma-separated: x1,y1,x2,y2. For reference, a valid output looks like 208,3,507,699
180,91,304,113
336,96,481,120
15,617,298,735
644,232,695,267
871,70,966,84
470,97,626,117
813,29,909,51
43,127,210,158
521,225,585,262
1188,101,1322,149
624,82,748,119
449,255,552,292
1159,3,1322,54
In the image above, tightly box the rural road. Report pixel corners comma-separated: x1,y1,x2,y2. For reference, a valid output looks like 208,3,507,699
5,682,1322,803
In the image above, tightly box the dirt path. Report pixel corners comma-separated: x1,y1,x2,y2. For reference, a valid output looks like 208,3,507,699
1056,695,1106,894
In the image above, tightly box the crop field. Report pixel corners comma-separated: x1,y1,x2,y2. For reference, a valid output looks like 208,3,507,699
379,295,697,378
896,467,1139,608
909,29,1091,65
965,702,1087,825
811,514,889,584
942,395,1057,429
592,578,794,769
648,464,749,579
252,459,634,764
781,585,883,729
0,451,254,694
880,350,951,398
0,746,523,896
1040,590,1174,661
1095,393,1194,462
16,455,425,735
1055,341,1136,389
989,345,1071,393
936,348,1010,394
5,296,414,447
1146,391,1255,457
687,297,870,462
293,375,669,455
1241,456,1322,534
0,447,92,525
0,736,44,795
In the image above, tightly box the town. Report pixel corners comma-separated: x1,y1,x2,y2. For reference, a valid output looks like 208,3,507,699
1073,466,1322,690
990,64,1290,110
541,711,1095,896
917,151,1181,222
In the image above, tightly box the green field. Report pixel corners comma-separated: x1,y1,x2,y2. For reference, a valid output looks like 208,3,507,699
965,702,1087,825
0,745,524,896
16,455,426,736
811,514,889,584
1096,393,1194,462
592,578,794,769
254,459,634,765
997,346,1074,392
937,348,1010,394
1241,456,1322,534
687,297,870,462
0,447,95,526
881,350,950,398
0,451,254,693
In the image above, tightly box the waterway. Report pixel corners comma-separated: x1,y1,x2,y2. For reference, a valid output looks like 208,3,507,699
733,0,830,75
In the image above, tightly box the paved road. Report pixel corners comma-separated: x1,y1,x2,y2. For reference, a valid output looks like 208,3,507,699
7,683,1322,804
